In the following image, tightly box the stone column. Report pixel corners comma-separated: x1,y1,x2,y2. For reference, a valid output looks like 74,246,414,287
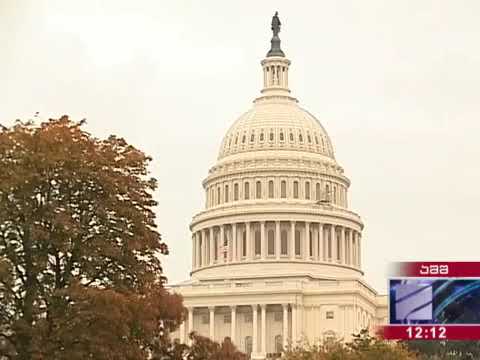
231,306,236,345
180,321,185,343
195,232,201,267
282,304,289,349
232,223,237,262
252,305,258,355
358,233,362,268
202,229,207,266
345,229,352,265
315,305,321,344
188,307,194,345
331,225,337,263
290,221,296,259
260,221,266,260
209,227,214,265
352,231,357,267
275,221,281,260
319,224,323,261
209,306,215,340
261,304,267,354
341,227,346,264
192,235,196,269
297,305,303,341
304,222,310,260
291,304,297,345
246,222,252,260
219,225,225,264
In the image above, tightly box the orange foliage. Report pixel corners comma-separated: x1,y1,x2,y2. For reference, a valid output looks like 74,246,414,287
0,117,183,359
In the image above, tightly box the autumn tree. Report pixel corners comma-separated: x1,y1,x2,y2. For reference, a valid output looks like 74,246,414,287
152,333,246,360
186,333,247,360
0,117,184,360
283,329,418,360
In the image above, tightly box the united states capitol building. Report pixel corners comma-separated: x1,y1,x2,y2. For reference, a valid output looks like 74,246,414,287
171,13,388,359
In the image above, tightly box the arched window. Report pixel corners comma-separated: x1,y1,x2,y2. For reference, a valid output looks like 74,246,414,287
289,132,294,141
299,133,303,142
305,181,310,200
245,336,253,354
256,181,262,199
281,230,288,255
323,330,336,343
295,230,301,256
269,132,274,141
268,180,274,198
251,133,254,142
244,182,250,200
293,181,299,199
254,230,261,256
281,180,287,198
267,229,275,255
280,132,284,141
260,132,264,141
275,335,283,353
242,231,247,257
225,184,229,202
234,183,239,201
315,135,319,144
325,184,330,202
217,186,221,205
242,135,246,143
307,134,312,143
315,182,320,201
333,185,337,204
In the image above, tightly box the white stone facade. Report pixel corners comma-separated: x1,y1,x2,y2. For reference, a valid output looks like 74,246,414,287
170,20,387,359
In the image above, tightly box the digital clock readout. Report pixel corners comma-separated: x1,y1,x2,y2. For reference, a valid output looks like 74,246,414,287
381,324,480,340
406,326,447,339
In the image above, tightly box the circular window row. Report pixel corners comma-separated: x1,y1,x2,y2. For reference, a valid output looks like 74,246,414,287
207,179,347,208
221,128,332,156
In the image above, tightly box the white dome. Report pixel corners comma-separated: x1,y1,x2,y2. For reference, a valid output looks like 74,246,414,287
218,98,335,160
189,38,363,282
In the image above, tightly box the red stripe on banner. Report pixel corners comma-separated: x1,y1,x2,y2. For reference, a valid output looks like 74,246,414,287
391,262,480,277
379,325,480,340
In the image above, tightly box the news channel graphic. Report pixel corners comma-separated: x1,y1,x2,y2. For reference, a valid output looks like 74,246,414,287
378,262,480,340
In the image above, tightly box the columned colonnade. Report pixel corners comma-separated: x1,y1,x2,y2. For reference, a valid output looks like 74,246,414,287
179,303,298,355
192,221,361,270
178,302,375,354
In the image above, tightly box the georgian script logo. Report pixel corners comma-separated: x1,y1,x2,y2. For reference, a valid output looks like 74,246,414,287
419,264,449,276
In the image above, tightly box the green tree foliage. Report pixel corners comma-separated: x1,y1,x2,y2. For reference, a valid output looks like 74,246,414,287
404,340,480,360
283,329,418,360
0,117,184,360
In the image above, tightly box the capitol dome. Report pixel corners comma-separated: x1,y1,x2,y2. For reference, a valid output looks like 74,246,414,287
189,14,362,282
218,101,335,160
171,14,387,356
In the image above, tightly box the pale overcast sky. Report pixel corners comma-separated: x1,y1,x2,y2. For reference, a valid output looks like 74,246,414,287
1,1,480,293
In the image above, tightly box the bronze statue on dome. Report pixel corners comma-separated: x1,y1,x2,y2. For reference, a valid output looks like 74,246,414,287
267,11,285,57
272,11,281,37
